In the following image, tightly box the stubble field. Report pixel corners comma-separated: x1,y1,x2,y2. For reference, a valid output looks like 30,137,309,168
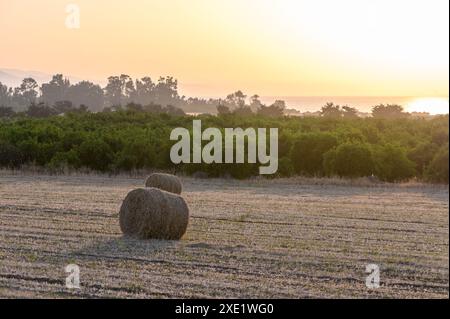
0,172,448,298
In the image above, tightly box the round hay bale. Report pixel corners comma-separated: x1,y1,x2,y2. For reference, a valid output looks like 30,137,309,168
145,173,182,194
119,188,189,240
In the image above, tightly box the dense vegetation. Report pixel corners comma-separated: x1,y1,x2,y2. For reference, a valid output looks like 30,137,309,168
0,110,448,183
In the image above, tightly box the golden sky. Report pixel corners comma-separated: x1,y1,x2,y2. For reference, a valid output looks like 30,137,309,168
0,0,449,98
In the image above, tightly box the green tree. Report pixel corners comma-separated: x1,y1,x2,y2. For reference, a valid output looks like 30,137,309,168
26,102,58,118
0,82,12,107
40,74,71,106
277,158,294,177
249,94,263,111
321,102,342,118
257,100,285,117
291,132,338,175
0,141,23,168
232,105,253,116
342,106,359,119
13,78,39,108
225,91,246,108
48,150,80,170
66,81,104,111
372,104,408,119
373,144,415,182
324,143,374,178
408,142,438,176
77,138,113,171
431,126,449,146
217,104,231,115
425,147,449,183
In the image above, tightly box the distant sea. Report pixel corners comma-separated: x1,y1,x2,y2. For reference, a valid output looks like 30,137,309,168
259,96,449,114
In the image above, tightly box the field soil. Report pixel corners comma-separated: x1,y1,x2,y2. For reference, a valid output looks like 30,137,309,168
0,172,448,298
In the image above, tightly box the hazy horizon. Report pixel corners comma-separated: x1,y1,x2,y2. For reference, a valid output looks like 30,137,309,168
1,67,448,114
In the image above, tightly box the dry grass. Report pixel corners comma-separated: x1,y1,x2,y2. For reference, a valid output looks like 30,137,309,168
0,172,448,298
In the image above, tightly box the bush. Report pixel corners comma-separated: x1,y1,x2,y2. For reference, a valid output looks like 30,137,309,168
277,157,294,177
425,147,449,184
323,148,337,177
408,142,438,176
229,163,259,179
0,112,447,183
48,150,80,170
77,138,113,171
114,140,155,171
291,132,337,176
373,144,416,182
324,143,374,178
0,141,23,167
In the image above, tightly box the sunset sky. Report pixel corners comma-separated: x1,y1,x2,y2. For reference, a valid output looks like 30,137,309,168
0,0,449,100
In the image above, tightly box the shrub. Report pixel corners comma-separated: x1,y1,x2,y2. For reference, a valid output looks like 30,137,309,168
323,148,337,177
408,142,439,176
277,157,294,177
0,112,447,182
77,138,113,171
373,144,416,182
291,132,337,176
425,147,449,184
114,140,155,171
0,141,23,167
324,143,374,178
48,150,80,169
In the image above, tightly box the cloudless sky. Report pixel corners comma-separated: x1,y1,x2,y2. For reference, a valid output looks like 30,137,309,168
0,0,448,98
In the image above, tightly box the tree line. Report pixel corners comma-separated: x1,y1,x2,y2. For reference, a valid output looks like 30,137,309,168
0,75,421,119
0,110,448,183
0,75,283,115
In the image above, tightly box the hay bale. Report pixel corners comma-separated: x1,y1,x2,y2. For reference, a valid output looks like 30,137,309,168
119,187,189,240
145,173,182,194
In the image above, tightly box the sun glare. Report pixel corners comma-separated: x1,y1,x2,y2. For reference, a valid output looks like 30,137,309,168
406,98,449,115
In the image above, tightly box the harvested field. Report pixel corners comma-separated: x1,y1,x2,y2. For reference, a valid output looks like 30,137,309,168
0,172,448,298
